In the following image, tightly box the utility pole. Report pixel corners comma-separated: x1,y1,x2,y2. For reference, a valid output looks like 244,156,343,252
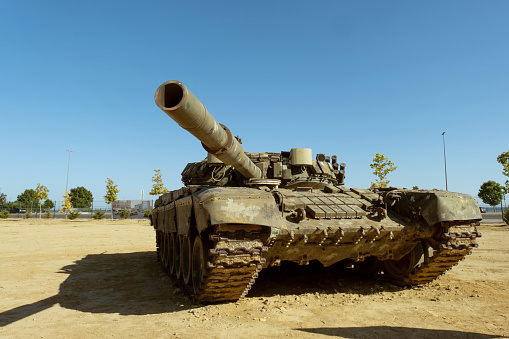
442,132,448,191
65,150,73,193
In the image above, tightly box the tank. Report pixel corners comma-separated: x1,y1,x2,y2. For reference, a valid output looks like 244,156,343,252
151,80,482,303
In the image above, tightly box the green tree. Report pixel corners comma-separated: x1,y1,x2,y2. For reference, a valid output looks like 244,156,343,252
478,180,504,212
35,183,49,219
60,191,74,217
0,187,6,205
497,150,509,191
412,186,419,190
370,153,398,188
42,199,54,210
69,186,94,209
104,178,119,220
17,189,38,209
149,169,169,196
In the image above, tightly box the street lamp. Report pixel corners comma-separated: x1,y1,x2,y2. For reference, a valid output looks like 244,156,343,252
442,132,448,191
65,150,73,192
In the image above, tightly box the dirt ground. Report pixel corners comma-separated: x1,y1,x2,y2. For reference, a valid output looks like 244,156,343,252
1,218,508,339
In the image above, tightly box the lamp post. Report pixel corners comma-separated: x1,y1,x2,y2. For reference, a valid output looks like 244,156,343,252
65,150,73,193
442,132,448,191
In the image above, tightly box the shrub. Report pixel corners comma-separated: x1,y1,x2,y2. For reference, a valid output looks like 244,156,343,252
68,211,81,220
25,210,31,218
119,208,131,219
143,209,152,218
92,210,106,220
43,207,52,219
503,208,509,226
0,210,10,218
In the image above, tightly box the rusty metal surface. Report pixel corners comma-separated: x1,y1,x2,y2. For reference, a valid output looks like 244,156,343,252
192,187,285,231
386,190,482,225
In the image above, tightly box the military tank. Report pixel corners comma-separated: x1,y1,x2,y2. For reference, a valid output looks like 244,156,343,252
151,80,482,303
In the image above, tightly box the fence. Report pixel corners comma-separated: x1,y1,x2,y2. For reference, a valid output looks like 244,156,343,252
0,199,154,219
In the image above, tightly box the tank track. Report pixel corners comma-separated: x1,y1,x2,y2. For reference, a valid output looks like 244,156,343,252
158,228,266,303
391,221,481,285
194,230,266,303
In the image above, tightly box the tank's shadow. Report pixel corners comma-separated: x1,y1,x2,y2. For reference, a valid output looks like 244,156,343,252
1,253,394,326
0,251,190,327
297,326,505,339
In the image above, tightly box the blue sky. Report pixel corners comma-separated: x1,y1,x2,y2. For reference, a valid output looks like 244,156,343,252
1,1,508,207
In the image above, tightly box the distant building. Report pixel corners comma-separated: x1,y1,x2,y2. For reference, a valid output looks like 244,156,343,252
112,200,152,213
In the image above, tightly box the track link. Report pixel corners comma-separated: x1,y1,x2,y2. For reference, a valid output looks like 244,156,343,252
394,222,481,285
194,230,266,303
162,228,266,303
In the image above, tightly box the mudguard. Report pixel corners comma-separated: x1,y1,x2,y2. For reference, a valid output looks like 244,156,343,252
192,187,286,233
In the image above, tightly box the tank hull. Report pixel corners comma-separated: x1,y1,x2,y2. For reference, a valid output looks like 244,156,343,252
152,186,481,303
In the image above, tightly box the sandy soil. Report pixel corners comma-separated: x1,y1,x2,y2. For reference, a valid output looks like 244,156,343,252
1,218,508,339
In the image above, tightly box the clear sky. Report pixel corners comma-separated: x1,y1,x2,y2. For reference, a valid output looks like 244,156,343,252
1,1,508,207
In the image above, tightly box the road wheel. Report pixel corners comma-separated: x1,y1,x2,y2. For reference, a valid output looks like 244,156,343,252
384,241,425,284
192,236,206,297
182,235,193,285
174,235,182,279
168,233,175,275
159,233,168,271
163,233,172,271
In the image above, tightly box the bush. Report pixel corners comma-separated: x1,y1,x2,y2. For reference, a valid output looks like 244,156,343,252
43,207,52,219
68,211,81,220
92,210,105,220
504,208,509,226
25,210,31,219
118,208,131,219
0,210,10,218
143,209,152,218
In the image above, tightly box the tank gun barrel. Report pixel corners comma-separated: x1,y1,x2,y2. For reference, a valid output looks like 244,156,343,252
155,81,262,179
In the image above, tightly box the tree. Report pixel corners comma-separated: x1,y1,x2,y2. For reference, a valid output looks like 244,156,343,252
104,178,119,220
0,187,6,205
42,199,54,210
497,150,509,191
412,186,419,190
17,189,38,208
69,186,94,209
478,181,504,212
35,183,49,219
60,191,74,217
370,153,398,188
149,169,169,196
